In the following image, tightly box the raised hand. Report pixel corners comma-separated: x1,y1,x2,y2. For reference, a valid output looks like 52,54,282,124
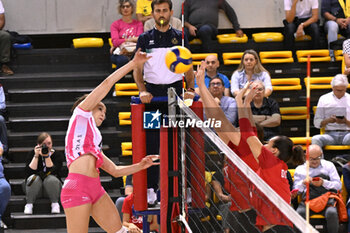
244,83,258,106
195,61,206,86
235,81,252,107
132,48,151,67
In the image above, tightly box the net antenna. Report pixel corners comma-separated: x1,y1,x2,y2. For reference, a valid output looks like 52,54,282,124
168,88,319,233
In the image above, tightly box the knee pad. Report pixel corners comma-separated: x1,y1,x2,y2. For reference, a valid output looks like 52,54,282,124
115,226,129,233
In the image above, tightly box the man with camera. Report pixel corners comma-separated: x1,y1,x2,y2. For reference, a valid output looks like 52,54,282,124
23,132,64,214
312,74,350,148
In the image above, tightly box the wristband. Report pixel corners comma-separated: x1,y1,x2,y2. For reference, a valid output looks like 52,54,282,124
42,155,50,159
34,155,39,158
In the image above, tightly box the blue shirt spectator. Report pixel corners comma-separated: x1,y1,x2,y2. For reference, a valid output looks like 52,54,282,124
194,55,231,96
0,140,11,229
204,77,237,125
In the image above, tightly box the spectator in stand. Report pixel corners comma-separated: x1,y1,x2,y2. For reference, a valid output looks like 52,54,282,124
144,15,182,31
294,144,341,233
136,0,153,24
342,161,350,233
110,0,143,70
312,74,350,148
184,0,243,52
23,132,64,215
210,156,234,233
194,54,231,97
321,0,350,59
250,81,281,142
283,0,320,52
122,192,159,232
206,77,237,125
0,84,8,164
342,38,350,75
115,175,133,221
0,1,13,75
230,50,272,97
0,141,10,231
133,0,195,205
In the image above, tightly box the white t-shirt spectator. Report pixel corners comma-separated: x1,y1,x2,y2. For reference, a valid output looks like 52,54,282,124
284,0,318,19
0,1,4,14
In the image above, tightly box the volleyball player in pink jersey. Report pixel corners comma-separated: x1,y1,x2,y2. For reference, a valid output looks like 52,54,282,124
61,49,158,233
196,61,304,233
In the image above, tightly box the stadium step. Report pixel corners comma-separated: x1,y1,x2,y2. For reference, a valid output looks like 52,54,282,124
0,71,108,89
7,128,130,162
9,176,114,196
6,99,130,118
7,88,94,103
12,48,111,73
4,190,121,230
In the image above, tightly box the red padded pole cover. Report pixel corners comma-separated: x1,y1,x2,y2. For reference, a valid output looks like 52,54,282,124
131,104,147,211
160,127,169,233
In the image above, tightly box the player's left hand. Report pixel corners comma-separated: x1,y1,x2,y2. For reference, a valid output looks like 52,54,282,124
139,155,160,169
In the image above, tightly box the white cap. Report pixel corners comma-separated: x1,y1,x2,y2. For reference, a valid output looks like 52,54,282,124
331,74,349,87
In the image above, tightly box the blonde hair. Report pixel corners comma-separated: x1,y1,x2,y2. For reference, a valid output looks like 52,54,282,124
236,50,268,75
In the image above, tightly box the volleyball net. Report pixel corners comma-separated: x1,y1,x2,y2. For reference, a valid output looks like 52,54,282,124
159,88,318,233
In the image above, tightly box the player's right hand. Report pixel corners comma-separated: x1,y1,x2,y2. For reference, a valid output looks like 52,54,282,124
139,91,153,103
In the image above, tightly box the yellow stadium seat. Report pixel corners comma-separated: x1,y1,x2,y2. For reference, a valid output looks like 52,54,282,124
288,169,295,179
335,49,343,62
216,33,248,44
296,50,331,62
290,137,312,145
259,51,294,64
295,34,312,42
271,78,301,91
289,137,312,150
222,52,243,65
341,176,348,204
119,112,131,125
121,142,132,156
324,145,350,150
252,32,284,43
73,38,104,48
109,38,117,69
304,77,332,89
304,77,350,89
280,106,307,120
190,38,202,45
192,53,218,66
115,83,139,96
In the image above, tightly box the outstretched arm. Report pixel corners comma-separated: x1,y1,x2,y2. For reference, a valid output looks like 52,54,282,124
79,49,149,111
101,153,159,178
196,61,240,145
235,84,262,161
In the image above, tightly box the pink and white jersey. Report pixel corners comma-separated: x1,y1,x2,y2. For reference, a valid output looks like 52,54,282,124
65,107,103,168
